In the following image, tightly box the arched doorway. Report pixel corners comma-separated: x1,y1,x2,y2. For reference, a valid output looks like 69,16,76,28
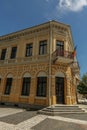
55,72,65,104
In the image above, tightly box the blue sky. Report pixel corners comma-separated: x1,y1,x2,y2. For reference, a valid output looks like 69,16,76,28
0,0,87,76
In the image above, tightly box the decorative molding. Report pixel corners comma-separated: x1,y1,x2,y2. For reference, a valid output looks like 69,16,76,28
0,25,50,42
0,22,69,42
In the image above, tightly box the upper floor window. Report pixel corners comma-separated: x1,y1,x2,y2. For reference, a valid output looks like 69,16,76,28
56,41,64,56
26,43,33,57
39,40,47,55
0,49,7,60
10,47,17,59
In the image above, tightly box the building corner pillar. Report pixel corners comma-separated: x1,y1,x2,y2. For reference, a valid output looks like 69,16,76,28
66,75,72,105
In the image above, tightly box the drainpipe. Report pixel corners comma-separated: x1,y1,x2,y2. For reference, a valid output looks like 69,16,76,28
48,21,52,106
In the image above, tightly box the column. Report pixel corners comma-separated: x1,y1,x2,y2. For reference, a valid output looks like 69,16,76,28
29,77,36,104
9,77,22,103
51,76,56,105
66,75,72,105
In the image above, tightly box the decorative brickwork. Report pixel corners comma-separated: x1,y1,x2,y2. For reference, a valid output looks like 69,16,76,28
0,21,80,106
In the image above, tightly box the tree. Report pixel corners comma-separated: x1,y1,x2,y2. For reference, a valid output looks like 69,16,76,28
77,73,87,94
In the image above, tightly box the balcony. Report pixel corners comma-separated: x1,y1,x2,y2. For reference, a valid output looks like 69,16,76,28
71,61,80,74
52,49,74,64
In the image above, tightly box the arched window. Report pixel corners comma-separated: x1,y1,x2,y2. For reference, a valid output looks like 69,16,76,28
21,73,31,96
55,72,65,78
4,74,13,95
37,71,47,97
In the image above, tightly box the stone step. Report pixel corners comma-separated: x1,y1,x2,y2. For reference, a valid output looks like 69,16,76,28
38,110,86,116
54,105,79,108
43,107,84,111
37,105,86,116
46,107,81,110
42,109,84,112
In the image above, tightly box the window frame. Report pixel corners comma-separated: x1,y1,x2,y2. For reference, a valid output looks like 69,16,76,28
21,77,31,96
10,46,17,59
37,77,47,97
0,78,1,85
0,48,7,60
25,43,33,57
39,40,47,55
56,40,64,56
4,78,13,95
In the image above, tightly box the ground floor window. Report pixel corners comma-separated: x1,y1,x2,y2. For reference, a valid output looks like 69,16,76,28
37,77,47,97
4,78,13,95
21,77,31,96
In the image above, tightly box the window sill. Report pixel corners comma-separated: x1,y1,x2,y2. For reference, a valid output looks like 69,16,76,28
20,96,29,98
2,94,9,97
25,55,32,57
38,54,47,56
35,96,46,99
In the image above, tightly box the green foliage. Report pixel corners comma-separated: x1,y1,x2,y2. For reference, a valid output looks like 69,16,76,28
77,73,87,94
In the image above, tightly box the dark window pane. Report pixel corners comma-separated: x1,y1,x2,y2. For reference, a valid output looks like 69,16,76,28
4,78,12,95
0,78,1,85
10,47,17,59
1,49,6,60
37,77,47,97
21,77,31,96
39,40,47,55
56,41,64,56
26,43,33,57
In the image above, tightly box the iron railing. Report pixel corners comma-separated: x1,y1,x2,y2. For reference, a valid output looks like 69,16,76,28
52,49,74,59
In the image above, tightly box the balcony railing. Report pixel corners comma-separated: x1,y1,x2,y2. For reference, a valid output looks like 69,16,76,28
52,49,74,60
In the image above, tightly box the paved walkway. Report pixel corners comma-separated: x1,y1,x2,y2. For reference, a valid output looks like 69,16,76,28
0,106,24,118
32,118,87,130
0,106,87,130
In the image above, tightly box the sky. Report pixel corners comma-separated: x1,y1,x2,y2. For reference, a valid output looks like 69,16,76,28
0,0,87,76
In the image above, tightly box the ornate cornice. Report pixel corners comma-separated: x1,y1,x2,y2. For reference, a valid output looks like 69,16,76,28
0,26,50,42
0,21,70,42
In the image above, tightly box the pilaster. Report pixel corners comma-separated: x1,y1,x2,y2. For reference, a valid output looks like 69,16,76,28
66,75,72,105
29,77,36,104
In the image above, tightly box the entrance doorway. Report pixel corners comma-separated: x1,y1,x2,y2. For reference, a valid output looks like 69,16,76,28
56,77,64,104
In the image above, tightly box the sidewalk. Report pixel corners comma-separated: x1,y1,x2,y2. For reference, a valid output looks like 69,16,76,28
0,106,87,130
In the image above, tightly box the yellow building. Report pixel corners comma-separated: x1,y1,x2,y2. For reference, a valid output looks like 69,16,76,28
0,20,80,106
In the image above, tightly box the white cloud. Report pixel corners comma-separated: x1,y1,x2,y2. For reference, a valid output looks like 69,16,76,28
59,0,87,12
44,0,87,20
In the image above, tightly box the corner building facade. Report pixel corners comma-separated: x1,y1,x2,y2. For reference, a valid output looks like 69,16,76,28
0,21,80,106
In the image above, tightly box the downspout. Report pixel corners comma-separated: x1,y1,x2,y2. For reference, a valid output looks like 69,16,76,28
48,21,52,106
